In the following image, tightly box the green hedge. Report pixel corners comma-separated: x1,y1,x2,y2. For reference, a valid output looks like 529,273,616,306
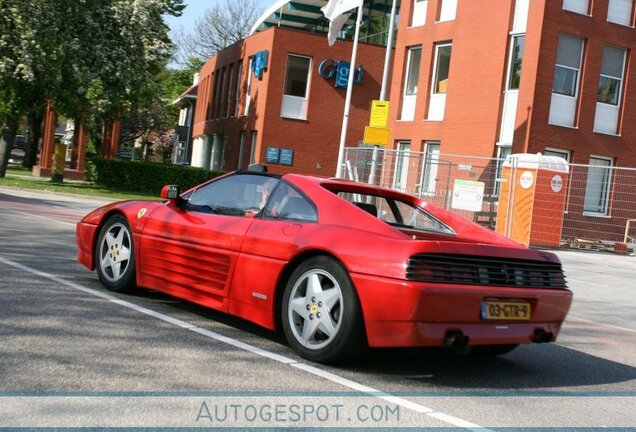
86,158,224,195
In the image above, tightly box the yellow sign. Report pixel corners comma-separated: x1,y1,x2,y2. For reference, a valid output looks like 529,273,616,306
364,126,390,146
369,100,390,128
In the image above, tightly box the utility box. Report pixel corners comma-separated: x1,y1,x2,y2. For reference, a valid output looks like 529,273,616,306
496,153,569,247
52,143,66,183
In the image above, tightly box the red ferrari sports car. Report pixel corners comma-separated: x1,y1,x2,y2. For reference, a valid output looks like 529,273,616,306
76,169,572,363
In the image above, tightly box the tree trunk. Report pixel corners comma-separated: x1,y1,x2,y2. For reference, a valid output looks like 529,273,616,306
23,111,43,168
0,116,19,178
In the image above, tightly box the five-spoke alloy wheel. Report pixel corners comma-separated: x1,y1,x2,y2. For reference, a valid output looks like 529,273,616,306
95,214,136,292
282,256,366,363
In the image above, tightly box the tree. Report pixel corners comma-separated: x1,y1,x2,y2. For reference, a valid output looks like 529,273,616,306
173,0,263,66
0,0,185,177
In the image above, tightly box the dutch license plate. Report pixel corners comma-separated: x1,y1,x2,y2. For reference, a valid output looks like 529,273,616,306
481,301,531,320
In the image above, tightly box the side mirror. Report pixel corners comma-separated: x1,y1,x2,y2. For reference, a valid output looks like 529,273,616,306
161,185,182,207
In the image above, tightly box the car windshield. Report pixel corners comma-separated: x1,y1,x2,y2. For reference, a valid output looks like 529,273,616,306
336,191,455,235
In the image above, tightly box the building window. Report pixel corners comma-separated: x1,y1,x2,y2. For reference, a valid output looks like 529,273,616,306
401,46,422,121
220,67,228,118
494,146,512,196
226,63,234,118
405,47,422,96
281,54,312,120
250,131,257,164
420,141,440,196
549,34,584,127
433,43,452,94
235,62,242,117
608,0,633,25
544,148,571,162
244,58,253,116
507,36,525,90
584,157,613,215
237,131,246,170
394,141,411,191
552,35,583,97
594,45,626,135
412,0,428,27
428,42,451,121
438,0,457,22
597,45,626,106
563,0,589,14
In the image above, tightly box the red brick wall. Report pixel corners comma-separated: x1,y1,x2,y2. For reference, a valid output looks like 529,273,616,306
191,27,387,176
388,0,516,156
521,0,636,167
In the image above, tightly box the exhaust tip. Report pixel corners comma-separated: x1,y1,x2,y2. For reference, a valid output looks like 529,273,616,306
444,330,470,351
532,329,554,343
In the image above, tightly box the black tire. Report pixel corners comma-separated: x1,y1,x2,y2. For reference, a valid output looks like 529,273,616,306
95,214,137,293
470,344,519,357
281,256,367,364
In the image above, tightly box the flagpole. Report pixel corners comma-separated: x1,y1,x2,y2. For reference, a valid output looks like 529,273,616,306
335,0,364,178
380,0,397,101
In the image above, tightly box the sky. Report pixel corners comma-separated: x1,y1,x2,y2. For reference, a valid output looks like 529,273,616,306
165,0,280,39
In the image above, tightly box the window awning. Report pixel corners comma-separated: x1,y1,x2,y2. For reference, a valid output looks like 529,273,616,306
250,0,401,46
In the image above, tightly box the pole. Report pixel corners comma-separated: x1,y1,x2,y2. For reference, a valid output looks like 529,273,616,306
380,0,397,101
335,1,364,178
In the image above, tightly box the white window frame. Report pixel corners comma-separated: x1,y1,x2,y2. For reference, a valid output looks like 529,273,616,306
401,46,422,121
226,63,234,118
505,35,525,91
562,0,590,15
281,54,312,121
432,42,452,95
494,145,512,196
244,58,253,117
234,62,242,118
438,0,457,22
393,141,411,192
583,155,613,217
411,0,428,27
419,141,440,196
607,0,634,26
237,131,246,170
249,131,257,164
552,35,584,99
597,46,626,107
544,147,571,162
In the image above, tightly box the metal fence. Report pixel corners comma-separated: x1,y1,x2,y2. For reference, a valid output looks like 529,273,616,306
343,147,636,253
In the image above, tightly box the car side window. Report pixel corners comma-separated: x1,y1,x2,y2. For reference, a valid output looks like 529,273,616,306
263,182,317,222
187,174,279,217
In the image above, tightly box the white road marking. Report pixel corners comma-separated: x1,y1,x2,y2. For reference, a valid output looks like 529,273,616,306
0,208,77,226
0,255,491,431
567,316,636,334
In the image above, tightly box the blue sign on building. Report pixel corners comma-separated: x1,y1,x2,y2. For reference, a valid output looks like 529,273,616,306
265,147,280,163
251,50,269,79
318,59,363,89
279,149,294,166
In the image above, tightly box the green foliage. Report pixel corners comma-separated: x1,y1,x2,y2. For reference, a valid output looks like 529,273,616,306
86,158,223,195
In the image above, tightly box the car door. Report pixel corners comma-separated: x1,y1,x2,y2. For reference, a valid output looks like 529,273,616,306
139,173,279,312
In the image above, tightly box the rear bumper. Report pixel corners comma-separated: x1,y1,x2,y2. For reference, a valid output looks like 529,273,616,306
351,273,572,348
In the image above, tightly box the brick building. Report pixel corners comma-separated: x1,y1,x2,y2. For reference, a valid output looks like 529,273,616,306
190,24,389,176
388,0,635,216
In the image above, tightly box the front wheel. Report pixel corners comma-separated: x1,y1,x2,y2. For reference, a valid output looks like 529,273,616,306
95,214,136,293
281,256,366,364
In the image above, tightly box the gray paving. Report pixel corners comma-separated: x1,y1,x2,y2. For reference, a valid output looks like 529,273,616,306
0,186,634,429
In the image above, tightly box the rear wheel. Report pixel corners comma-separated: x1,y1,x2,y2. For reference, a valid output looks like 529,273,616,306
95,214,136,293
281,256,366,364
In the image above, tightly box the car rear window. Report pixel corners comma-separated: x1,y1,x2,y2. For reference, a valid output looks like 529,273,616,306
336,191,454,235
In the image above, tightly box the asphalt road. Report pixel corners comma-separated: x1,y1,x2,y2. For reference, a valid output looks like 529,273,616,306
1,186,635,430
